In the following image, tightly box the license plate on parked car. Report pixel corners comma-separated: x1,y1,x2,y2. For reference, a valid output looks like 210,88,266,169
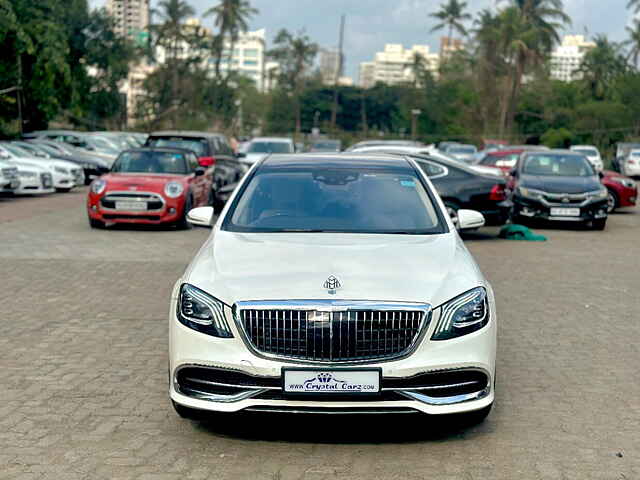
550,207,580,217
283,369,380,394
115,201,147,211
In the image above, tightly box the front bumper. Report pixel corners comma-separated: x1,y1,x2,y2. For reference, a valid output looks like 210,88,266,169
169,291,497,415
513,195,608,223
15,176,54,195
0,179,20,192
87,192,184,225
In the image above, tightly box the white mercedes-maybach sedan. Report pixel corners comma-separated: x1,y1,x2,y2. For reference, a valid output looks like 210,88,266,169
170,154,497,422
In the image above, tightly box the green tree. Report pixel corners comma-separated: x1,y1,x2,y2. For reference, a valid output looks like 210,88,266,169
625,19,640,68
429,0,471,42
578,35,628,101
268,29,318,135
205,0,258,80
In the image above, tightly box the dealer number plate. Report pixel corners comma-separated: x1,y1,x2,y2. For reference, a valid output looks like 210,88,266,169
115,201,147,211
283,369,380,394
550,207,580,217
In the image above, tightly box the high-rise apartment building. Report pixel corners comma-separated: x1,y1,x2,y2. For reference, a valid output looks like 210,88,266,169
106,0,150,41
319,48,343,85
358,44,440,88
550,35,596,82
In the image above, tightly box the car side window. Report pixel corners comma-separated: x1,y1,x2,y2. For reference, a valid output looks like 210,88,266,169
187,153,199,172
417,160,448,178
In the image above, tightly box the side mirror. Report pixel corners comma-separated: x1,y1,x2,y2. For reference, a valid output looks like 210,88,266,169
194,167,206,177
198,156,215,167
457,209,486,230
187,206,214,228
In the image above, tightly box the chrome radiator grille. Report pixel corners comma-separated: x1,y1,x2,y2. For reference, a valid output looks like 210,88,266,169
237,301,431,362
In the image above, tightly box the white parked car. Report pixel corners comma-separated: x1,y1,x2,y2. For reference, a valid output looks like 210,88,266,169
570,145,603,171
0,159,20,193
0,143,80,192
239,137,295,165
169,153,497,422
0,151,54,195
624,149,640,177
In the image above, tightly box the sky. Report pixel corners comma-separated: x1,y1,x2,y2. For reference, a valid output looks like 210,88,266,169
93,0,633,79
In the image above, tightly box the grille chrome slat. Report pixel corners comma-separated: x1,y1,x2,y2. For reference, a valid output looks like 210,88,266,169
237,301,431,363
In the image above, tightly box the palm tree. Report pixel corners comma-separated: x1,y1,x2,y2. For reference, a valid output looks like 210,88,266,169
205,0,258,79
430,0,472,44
268,29,318,135
579,35,628,100
408,52,428,88
627,0,640,13
150,0,196,126
151,0,196,63
498,0,571,134
625,19,640,68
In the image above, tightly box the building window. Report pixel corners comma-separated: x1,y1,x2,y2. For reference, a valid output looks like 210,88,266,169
244,48,259,58
243,60,258,66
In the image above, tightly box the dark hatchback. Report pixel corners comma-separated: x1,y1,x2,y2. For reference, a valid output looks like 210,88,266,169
371,151,511,227
145,131,248,210
510,150,609,230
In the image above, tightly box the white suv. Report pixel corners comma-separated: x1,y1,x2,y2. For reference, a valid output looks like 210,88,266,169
169,153,497,423
570,145,604,171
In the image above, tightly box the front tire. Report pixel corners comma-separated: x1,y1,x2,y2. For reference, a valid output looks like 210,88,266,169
606,189,618,213
591,218,607,231
175,195,193,230
89,217,105,229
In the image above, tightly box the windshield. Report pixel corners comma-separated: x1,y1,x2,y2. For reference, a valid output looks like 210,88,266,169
112,151,189,174
573,148,597,156
449,146,477,154
149,137,207,156
482,153,519,168
523,154,595,177
1,144,31,157
311,141,340,150
224,164,445,234
248,141,293,154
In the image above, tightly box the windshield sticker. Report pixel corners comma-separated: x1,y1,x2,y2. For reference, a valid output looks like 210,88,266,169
400,180,416,187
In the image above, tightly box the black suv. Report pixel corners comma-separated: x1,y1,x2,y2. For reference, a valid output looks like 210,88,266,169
145,131,248,210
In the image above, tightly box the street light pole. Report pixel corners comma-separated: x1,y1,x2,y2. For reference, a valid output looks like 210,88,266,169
411,109,421,140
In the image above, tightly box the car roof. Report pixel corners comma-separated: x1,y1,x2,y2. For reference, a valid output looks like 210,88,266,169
521,149,585,157
485,149,525,156
121,147,194,155
250,137,293,142
148,131,225,138
261,153,413,170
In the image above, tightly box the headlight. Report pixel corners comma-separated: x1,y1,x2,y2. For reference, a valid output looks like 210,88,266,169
431,287,489,341
54,166,69,174
164,181,184,198
91,179,106,194
587,188,608,200
610,177,636,189
517,187,544,199
177,284,233,338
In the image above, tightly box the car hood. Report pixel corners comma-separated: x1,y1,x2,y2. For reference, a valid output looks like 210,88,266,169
520,174,601,194
8,159,49,173
102,173,187,190
184,231,486,308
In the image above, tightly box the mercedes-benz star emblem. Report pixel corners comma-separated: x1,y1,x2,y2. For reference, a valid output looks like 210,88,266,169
323,275,342,295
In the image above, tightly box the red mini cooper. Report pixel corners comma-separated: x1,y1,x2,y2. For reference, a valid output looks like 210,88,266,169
87,147,214,229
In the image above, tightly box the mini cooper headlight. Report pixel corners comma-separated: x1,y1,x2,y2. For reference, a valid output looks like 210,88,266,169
91,179,107,194
164,181,184,198
177,284,233,338
431,287,489,341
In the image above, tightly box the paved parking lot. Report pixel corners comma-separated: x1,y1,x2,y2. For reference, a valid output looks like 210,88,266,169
1,190,638,480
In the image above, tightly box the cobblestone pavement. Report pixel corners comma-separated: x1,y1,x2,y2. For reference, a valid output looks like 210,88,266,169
1,191,638,479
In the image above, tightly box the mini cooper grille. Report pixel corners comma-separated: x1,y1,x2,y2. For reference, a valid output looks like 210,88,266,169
100,192,164,211
239,308,429,362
